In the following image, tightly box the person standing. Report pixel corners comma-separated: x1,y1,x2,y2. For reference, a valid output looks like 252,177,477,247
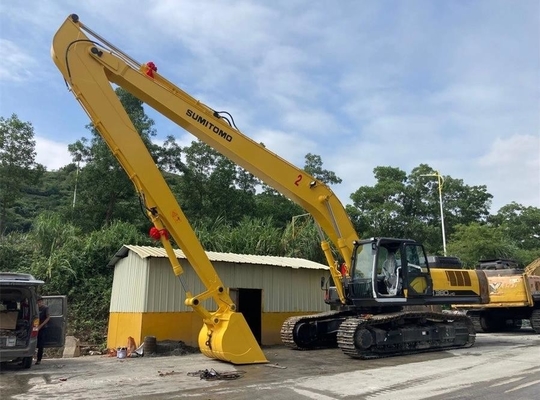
35,296,50,365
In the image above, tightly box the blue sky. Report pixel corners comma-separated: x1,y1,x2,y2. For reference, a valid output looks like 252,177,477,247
1,0,538,213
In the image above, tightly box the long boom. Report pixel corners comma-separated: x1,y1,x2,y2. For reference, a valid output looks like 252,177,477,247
52,14,268,365
52,14,360,303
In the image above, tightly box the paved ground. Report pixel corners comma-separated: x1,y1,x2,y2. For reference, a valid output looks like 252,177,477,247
1,329,539,399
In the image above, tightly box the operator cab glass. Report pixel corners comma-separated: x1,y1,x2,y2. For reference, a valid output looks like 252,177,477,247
349,238,433,300
348,240,378,299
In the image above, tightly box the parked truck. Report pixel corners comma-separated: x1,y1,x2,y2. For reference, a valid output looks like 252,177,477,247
0,273,66,369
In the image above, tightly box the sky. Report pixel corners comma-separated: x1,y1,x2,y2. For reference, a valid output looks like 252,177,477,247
0,0,539,214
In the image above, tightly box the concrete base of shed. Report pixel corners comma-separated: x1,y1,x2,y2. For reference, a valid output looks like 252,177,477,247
106,311,319,350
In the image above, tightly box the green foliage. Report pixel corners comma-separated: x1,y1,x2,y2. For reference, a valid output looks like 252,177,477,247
490,203,540,250
195,216,283,255
282,216,326,263
446,204,540,267
175,140,259,225
303,153,342,185
67,88,157,232
4,105,539,346
446,223,519,268
347,164,493,254
0,231,34,273
0,114,45,234
254,192,304,229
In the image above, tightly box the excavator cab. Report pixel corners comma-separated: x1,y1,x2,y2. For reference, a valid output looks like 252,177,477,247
347,238,433,306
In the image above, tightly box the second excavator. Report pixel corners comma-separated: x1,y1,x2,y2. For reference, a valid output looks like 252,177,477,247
51,14,490,362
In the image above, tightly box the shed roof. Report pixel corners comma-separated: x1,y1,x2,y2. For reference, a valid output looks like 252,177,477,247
108,245,328,270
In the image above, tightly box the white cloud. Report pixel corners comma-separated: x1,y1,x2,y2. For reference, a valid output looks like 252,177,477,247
0,40,37,82
0,0,538,215
35,136,71,171
477,134,540,211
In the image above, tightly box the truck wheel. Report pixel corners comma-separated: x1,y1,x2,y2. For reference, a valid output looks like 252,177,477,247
530,309,540,334
480,314,504,332
510,319,522,331
22,356,33,369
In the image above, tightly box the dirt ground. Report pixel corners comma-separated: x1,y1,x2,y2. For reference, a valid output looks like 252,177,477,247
1,330,539,400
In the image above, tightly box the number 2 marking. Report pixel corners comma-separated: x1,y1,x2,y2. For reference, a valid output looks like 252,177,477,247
294,174,302,186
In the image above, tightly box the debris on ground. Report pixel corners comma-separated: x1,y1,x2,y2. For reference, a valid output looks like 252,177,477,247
187,368,246,381
264,363,287,369
106,340,199,359
157,370,182,377
149,340,199,357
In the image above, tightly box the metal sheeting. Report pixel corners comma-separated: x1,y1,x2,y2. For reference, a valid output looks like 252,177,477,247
110,251,330,313
109,245,328,270
109,252,148,312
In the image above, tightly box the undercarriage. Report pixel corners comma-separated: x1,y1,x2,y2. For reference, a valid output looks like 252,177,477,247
281,310,476,359
466,308,540,334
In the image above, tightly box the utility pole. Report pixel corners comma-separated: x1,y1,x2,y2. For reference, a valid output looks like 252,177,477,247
72,154,82,209
421,171,447,256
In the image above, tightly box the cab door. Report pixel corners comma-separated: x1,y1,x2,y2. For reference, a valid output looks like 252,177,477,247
403,244,433,297
42,296,67,348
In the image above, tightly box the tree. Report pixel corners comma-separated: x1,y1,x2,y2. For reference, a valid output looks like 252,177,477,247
346,166,409,238
446,223,519,268
253,153,341,229
0,114,44,234
303,153,342,185
67,88,157,231
254,192,304,229
281,215,326,263
28,213,80,302
177,140,258,225
347,164,493,254
488,203,540,265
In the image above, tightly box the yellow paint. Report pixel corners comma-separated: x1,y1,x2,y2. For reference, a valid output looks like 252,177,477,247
410,276,428,293
262,312,318,345
430,269,482,292
453,274,538,310
107,313,142,349
487,276,528,304
198,312,268,364
107,311,319,350
107,312,198,349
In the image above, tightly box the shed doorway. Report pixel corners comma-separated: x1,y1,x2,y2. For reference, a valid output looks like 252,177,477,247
229,288,262,344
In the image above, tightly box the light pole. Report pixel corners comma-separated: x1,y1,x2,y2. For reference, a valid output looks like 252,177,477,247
421,171,447,256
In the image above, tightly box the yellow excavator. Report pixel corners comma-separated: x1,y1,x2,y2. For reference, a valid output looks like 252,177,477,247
51,14,490,364
453,258,540,333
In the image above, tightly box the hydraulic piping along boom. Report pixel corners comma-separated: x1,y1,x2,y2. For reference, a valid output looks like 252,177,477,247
51,14,267,365
51,14,360,306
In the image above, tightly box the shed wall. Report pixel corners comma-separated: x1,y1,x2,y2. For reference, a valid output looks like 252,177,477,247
109,253,148,312
107,251,331,349
110,257,329,313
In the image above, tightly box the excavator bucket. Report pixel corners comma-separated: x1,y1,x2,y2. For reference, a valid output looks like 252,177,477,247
198,312,268,364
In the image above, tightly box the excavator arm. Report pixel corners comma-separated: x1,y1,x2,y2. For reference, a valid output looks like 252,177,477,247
51,14,267,364
51,14,359,305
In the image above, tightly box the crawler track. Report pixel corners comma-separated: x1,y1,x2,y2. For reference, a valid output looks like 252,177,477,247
336,311,475,359
531,309,540,333
280,310,346,349
468,314,484,333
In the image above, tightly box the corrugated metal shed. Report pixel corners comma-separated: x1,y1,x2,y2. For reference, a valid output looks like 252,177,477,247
109,245,331,313
109,245,328,270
